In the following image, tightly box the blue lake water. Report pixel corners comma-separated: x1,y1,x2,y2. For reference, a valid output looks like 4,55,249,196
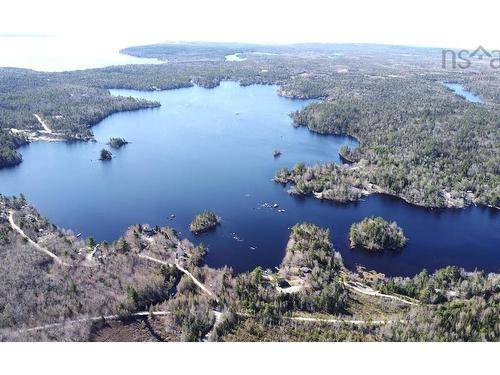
0,82,498,276
443,82,483,103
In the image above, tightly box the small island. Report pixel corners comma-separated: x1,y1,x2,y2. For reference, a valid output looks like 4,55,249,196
99,148,113,161
349,216,407,250
189,210,220,233
108,137,129,149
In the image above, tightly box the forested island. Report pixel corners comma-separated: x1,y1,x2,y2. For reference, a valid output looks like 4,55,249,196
189,210,220,233
0,196,497,341
99,149,112,161
108,137,128,149
349,217,408,250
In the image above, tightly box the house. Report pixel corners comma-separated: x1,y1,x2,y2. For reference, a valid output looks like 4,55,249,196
301,267,312,274
142,225,157,237
94,247,103,259
277,278,290,288
262,282,273,290
175,249,187,260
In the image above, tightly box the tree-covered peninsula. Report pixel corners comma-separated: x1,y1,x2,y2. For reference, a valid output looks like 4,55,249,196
0,130,27,168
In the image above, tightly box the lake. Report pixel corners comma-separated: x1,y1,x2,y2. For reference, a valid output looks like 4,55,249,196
443,82,483,103
225,54,247,61
0,82,498,276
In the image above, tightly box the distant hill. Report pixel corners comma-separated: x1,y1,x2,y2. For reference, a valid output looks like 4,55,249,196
120,41,442,60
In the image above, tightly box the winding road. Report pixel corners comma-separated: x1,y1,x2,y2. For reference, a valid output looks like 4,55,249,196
343,280,419,306
138,253,218,301
283,315,404,325
15,309,404,336
8,211,68,266
16,311,172,333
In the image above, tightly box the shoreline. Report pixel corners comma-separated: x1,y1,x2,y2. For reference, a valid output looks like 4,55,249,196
75,80,500,213
3,80,497,215
278,177,499,211
4,197,497,280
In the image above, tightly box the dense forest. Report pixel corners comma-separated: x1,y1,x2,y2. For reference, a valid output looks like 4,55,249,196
121,42,443,62
285,73,500,208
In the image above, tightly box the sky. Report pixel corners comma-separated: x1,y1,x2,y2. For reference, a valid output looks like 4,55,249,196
1,0,499,50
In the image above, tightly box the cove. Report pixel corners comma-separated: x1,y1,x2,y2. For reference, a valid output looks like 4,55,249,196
0,82,498,276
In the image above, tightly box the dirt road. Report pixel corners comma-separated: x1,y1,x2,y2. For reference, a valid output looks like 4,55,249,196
8,211,68,266
34,114,52,133
138,253,218,301
344,280,419,306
